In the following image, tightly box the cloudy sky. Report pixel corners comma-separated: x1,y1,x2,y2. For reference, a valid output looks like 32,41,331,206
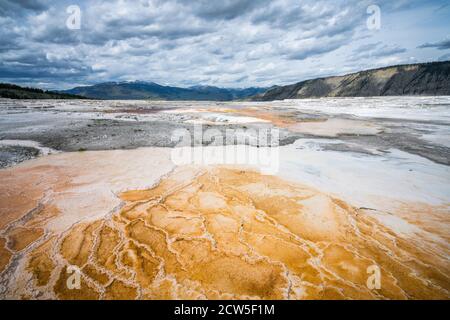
0,0,449,89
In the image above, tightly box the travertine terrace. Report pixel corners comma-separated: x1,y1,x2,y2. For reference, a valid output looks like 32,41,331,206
0,98,449,300
0,159,449,299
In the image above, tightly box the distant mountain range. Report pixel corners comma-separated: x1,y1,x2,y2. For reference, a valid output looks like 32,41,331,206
2,61,449,101
0,83,87,99
61,81,267,101
253,61,450,101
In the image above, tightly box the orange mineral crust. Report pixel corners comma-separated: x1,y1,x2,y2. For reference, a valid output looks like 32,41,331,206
1,163,448,300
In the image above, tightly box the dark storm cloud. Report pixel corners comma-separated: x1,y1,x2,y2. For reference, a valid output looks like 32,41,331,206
351,42,407,60
252,2,340,29
0,0,48,15
283,34,353,61
178,0,268,20
0,50,92,79
13,0,48,10
438,52,450,61
30,25,81,45
95,22,210,43
418,38,450,50
0,30,19,51
0,59,92,84
26,1,216,47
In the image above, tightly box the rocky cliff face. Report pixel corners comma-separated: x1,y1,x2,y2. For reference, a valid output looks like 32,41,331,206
253,61,450,101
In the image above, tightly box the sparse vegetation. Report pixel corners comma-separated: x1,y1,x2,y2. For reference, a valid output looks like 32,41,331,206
0,83,88,100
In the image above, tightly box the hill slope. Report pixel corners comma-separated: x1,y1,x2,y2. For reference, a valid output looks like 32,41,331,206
0,83,87,99
253,61,450,101
63,81,266,101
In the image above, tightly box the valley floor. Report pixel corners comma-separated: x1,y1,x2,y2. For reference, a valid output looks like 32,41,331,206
0,97,449,299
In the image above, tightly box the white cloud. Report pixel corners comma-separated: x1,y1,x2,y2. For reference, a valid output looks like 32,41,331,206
0,0,448,89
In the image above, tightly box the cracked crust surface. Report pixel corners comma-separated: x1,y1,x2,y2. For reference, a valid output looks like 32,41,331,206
1,160,448,299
